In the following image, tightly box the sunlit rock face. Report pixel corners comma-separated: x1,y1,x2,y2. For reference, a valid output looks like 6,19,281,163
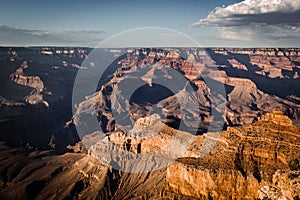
166,111,300,199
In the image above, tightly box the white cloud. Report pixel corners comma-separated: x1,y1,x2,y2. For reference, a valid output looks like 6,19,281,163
191,0,300,45
192,0,300,27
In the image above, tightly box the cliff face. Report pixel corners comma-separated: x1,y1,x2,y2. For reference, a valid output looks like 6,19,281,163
166,162,260,199
78,108,300,199
166,111,300,199
259,110,293,126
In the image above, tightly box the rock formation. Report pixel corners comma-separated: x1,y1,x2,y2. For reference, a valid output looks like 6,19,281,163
10,73,44,92
166,111,300,199
1,112,300,199
10,62,48,106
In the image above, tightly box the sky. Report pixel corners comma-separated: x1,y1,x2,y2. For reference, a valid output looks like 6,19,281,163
0,0,300,47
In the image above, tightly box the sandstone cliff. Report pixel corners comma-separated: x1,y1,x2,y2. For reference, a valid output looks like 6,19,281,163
166,111,300,199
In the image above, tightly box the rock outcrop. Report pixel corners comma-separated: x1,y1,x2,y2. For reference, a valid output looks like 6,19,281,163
10,74,44,91
165,111,300,199
10,62,48,106
259,110,293,126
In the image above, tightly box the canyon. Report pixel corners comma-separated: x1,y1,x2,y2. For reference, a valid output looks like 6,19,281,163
0,47,300,199
72,47,300,139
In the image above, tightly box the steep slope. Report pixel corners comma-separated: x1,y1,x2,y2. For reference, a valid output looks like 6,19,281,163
0,142,107,200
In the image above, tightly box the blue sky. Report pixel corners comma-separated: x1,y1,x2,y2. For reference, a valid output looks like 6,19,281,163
1,0,300,47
